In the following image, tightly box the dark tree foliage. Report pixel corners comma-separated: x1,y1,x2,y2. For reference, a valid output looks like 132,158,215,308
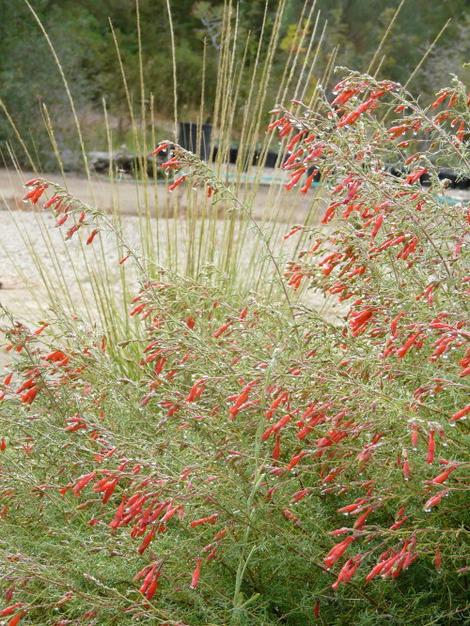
0,0,468,169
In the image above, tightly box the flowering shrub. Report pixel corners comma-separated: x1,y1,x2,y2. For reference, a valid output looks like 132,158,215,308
1,71,469,625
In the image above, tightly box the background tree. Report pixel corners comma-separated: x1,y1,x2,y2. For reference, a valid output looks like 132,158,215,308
0,0,467,169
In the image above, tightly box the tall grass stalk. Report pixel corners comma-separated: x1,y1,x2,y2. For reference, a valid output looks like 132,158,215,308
0,0,457,348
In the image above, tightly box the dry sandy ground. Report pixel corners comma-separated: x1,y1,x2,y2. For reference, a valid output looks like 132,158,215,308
0,167,316,220
0,168,329,366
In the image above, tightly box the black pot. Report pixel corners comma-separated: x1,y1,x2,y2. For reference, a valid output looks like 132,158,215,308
178,122,212,161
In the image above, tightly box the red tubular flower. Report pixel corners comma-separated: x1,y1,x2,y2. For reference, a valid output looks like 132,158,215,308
55,213,69,227
337,498,367,515
388,124,409,139
387,312,403,340
306,144,324,161
322,466,344,483
137,562,156,584
349,308,374,336
0,604,25,618
447,93,458,107
43,194,62,209
154,357,166,376
285,167,306,191
409,421,419,449
139,563,157,594
261,425,274,441
291,487,312,503
45,350,68,363
138,529,155,555
186,316,196,329
213,528,227,542
186,379,206,402
354,507,373,529
24,183,48,204
396,331,422,358
450,404,469,423
406,168,427,185
313,600,320,619
332,555,362,590
429,464,459,485
213,321,233,338
397,236,418,260
283,151,304,170
370,214,384,238
15,378,35,394
119,253,131,265
64,416,87,432
356,97,377,114
65,224,80,240
389,513,408,531
7,613,25,626
3,372,13,385
284,225,303,240
271,413,292,435
272,435,281,460
149,142,169,156
365,559,387,582
423,489,449,511
20,386,38,404
300,171,318,193
238,307,248,320
160,504,180,525
337,110,361,128
374,234,407,253
190,513,219,528
332,89,358,106
316,428,348,452
190,557,203,589
265,390,289,419
33,323,48,336
323,536,355,569
286,267,304,290
278,120,293,137
282,508,300,524
72,472,96,496
426,430,436,464
402,449,411,480
86,228,100,245
141,564,162,600
286,130,306,152
168,175,187,192
286,450,308,471
130,303,146,317
228,380,257,417
321,201,341,224
431,90,451,108
160,157,181,170
267,116,285,132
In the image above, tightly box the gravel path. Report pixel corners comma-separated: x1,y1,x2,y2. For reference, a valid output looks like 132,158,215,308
0,175,331,368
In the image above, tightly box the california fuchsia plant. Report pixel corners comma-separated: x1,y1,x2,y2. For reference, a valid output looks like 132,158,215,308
1,71,468,625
